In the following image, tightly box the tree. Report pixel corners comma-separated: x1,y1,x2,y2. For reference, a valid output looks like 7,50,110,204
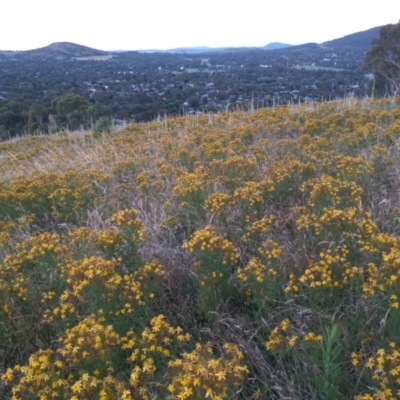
28,103,48,125
51,94,90,130
0,101,28,137
94,117,112,133
86,105,111,122
364,21,400,96
188,96,200,108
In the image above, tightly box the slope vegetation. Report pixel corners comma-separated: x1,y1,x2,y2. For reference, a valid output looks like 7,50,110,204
1,97,400,399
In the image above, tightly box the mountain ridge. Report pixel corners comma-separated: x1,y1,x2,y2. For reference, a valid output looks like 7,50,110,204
0,25,383,58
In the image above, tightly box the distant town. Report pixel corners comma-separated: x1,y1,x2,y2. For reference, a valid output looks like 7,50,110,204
0,26,380,138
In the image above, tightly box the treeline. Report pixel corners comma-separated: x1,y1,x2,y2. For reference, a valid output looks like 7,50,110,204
0,95,112,140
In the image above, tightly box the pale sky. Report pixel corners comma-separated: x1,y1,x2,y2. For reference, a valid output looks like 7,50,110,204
1,0,398,51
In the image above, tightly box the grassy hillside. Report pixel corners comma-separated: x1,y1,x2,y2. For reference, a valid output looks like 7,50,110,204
323,26,380,51
1,97,400,399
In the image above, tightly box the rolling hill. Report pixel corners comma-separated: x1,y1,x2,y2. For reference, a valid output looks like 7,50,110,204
261,42,292,50
0,42,111,60
323,26,381,51
0,24,384,58
27,42,110,59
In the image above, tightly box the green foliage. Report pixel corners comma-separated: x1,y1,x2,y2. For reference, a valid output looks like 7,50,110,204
28,102,48,125
316,324,342,400
95,116,112,133
51,94,91,130
364,20,400,95
0,100,28,137
50,95,113,132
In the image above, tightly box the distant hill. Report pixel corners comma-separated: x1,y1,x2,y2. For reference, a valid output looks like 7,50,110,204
323,26,381,51
138,46,235,54
0,25,383,59
261,42,292,50
262,27,381,58
165,46,223,54
270,42,320,55
18,42,110,60
137,43,293,54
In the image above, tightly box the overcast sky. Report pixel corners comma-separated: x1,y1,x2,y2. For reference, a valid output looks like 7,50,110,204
1,1,398,51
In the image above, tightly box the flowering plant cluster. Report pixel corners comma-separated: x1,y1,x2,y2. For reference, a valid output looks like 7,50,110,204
2,96,400,398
